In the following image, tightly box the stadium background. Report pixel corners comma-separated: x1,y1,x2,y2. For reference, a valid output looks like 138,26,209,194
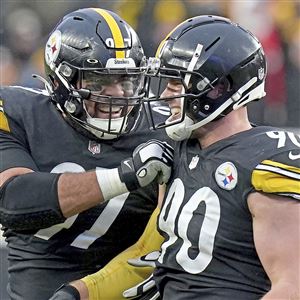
0,0,299,299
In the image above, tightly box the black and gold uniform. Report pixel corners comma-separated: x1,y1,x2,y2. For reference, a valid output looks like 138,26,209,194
0,86,169,299
155,126,300,300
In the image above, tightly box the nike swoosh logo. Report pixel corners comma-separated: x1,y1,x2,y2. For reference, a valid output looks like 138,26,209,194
288,151,300,160
123,159,132,170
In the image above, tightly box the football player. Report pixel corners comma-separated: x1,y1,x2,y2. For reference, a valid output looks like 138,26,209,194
124,15,300,299
0,8,173,300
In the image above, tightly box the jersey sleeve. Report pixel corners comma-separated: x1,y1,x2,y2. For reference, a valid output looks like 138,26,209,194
81,207,163,299
0,97,38,172
251,150,300,200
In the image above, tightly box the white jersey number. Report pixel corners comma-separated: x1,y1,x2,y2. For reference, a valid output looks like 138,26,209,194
159,178,220,274
34,162,129,249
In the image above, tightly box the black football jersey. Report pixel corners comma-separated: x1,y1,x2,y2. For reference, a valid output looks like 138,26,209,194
0,86,171,300
155,126,300,300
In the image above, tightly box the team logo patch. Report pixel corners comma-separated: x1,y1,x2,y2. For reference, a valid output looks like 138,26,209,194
45,30,61,68
189,155,199,170
88,141,101,155
215,162,238,190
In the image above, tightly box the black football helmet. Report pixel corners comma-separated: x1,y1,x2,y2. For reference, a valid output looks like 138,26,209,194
43,8,146,140
144,15,267,141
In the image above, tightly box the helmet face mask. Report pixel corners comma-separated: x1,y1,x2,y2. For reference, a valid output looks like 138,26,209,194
144,15,267,141
44,8,146,140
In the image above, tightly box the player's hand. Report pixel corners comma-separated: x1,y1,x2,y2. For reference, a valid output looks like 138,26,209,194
123,251,161,300
48,284,80,300
118,140,174,191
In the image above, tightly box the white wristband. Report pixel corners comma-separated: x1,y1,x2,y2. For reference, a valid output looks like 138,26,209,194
95,167,129,201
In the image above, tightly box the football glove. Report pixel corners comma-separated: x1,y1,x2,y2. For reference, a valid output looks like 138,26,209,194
123,251,161,300
119,140,174,191
48,284,80,300
96,140,173,201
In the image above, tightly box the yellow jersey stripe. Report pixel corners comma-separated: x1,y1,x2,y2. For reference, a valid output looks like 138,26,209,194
252,169,300,196
92,8,125,58
0,111,10,132
0,100,10,132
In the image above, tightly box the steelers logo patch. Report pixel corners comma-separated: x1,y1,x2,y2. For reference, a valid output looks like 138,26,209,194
215,162,238,190
45,30,61,68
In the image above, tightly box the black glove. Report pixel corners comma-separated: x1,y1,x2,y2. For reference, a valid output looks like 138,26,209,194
119,139,174,191
49,284,80,300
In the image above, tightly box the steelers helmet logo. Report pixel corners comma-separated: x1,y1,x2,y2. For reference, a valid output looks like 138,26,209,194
45,30,62,69
215,162,238,190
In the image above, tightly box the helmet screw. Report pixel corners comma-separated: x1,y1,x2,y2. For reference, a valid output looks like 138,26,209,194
87,59,99,64
204,104,210,111
65,101,77,113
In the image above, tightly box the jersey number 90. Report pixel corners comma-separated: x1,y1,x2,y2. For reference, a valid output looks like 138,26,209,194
159,178,221,274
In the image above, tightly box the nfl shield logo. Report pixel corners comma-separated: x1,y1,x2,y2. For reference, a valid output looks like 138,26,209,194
189,155,199,170
88,141,101,155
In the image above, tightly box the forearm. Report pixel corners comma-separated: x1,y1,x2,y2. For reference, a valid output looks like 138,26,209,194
59,141,172,217
58,171,103,217
58,167,130,217
0,169,122,229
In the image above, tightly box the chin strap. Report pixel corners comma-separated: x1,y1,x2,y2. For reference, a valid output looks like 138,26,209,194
165,116,194,141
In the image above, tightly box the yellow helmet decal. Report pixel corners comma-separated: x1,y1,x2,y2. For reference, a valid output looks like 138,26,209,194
92,8,125,58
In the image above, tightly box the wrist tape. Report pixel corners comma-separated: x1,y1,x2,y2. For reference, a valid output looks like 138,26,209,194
118,158,140,191
95,167,128,201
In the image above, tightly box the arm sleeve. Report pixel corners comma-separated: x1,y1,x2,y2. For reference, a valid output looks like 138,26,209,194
81,207,163,300
0,172,65,230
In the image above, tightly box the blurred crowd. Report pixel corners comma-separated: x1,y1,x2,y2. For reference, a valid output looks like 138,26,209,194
1,0,299,128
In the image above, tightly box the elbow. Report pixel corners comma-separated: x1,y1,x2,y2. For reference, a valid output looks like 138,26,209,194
0,210,24,229
0,209,65,230
0,173,65,230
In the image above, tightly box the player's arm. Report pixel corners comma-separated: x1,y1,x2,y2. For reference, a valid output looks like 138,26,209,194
248,192,300,299
248,152,300,299
49,206,164,300
0,140,173,230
